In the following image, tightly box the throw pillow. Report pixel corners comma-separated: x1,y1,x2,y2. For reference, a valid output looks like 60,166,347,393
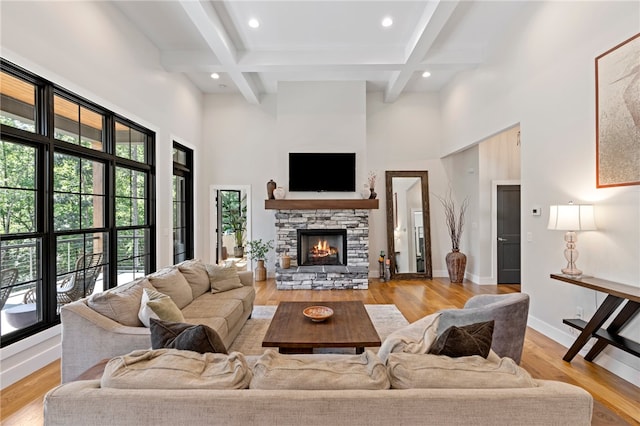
87,278,154,327
429,320,494,358
377,312,441,363
138,288,185,327
250,350,390,390
150,318,228,354
102,348,251,389
206,263,244,293
177,259,210,299
147,267,194,309
387,352,537,389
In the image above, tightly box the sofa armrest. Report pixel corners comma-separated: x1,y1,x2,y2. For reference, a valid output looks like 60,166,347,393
238,271,254,287
60,302,151,383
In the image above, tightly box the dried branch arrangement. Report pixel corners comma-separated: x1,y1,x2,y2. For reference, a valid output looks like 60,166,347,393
435,191,469,251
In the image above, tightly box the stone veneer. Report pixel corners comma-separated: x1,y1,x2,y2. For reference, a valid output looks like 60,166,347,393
274,209,369,289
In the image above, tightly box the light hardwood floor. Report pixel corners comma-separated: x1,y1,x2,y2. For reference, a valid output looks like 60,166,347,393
1,277,639,425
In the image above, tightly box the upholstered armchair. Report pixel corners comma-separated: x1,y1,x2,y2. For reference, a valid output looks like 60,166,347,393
438,293,530,364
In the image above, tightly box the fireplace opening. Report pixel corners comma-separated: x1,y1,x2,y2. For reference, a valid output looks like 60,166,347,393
297,229,347,266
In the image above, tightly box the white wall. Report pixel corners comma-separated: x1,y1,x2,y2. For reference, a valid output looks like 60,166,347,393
478,126,521,283
203,88,451,276
0,1,204,388
366,92,450,276
440,1,640,385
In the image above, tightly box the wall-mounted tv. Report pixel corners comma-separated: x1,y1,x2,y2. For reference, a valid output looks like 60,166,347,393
289,153,356,192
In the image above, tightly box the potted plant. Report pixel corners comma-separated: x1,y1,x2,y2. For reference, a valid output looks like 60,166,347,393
245,239,274,281
435,191,469,283
221,193,247,257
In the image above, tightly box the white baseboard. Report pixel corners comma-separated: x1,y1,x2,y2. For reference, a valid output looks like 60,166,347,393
0,326,62,390
527,315,640,387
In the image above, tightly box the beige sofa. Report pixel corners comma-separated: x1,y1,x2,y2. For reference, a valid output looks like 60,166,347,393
59,260,255,383
44,370,592,426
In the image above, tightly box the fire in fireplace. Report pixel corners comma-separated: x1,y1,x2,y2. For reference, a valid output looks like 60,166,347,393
297,229,347,266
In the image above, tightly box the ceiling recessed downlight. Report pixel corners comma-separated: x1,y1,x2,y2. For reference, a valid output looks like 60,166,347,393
210,72,220,79
381,16,393,28
248,18,260,28
422,71,432,78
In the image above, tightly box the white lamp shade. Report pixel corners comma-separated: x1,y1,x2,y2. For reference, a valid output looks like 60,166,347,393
548,204,596,231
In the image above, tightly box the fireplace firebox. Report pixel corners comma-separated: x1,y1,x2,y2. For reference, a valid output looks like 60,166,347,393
297,229,347,266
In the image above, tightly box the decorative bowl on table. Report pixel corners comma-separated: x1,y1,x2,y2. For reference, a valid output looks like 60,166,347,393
303,306,334,322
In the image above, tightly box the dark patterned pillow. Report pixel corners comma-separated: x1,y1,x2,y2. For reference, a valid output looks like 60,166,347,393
150,318,228,354
428,320,494,358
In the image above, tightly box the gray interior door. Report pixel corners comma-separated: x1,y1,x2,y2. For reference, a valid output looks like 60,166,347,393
497,185,521,284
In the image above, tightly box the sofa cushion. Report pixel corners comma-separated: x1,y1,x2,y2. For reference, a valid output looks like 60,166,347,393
101,348,251,389
177,259,210,299
211,286,255,314
182,293,244,324
206,263,244,293
429,320,494,358
150,318,228,354
87,278,154,327
250,350,390,390
138,288,185,327
387,352,537,389
147,267,193,309
378,312,440,363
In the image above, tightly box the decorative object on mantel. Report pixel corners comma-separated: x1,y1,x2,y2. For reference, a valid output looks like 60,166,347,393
547,202,596,277
267,179,276,200
595,32,640,188
361,183,371,199
273,187,286,200
368,172,377,199
245,239,274,281
435,190,469,283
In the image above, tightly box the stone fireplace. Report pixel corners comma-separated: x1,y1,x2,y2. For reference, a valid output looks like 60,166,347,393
267,199,377,290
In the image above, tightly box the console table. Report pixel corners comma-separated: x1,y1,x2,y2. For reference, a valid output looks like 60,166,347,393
550,274,640,362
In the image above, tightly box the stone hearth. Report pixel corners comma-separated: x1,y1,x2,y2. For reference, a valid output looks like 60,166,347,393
272,207,370,289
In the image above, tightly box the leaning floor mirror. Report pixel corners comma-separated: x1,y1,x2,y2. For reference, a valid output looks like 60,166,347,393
385,170,432,279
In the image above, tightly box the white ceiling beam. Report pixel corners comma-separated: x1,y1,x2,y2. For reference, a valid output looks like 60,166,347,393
178,0,261,104
384,0,461,103
161,50,221,72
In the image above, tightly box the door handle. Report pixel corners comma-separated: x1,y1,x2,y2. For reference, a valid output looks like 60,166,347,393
498,237,507,242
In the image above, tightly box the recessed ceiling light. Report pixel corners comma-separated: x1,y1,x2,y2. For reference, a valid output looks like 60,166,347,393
422,71,431,78
210,73,220,79
248,18,260,29
381,16,393,28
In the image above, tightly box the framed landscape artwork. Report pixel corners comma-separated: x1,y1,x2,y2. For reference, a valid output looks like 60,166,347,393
595,32,640,188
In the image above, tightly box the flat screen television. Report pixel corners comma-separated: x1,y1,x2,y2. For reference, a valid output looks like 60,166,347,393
289,153,356,192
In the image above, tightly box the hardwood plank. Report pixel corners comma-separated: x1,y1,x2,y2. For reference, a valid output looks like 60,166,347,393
2,278,638,425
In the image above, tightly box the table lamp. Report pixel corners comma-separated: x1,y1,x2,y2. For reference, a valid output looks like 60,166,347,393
547,203,596,276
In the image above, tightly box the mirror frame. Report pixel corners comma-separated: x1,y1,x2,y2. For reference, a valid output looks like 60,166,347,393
385,170,432,279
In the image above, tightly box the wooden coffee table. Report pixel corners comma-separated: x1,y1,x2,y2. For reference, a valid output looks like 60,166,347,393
262,301,381,354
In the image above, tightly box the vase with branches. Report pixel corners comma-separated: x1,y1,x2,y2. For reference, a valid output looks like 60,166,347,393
367,172,377,199
435,191,469,283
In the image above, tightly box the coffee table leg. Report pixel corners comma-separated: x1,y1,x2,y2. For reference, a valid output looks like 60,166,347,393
356,347,364,354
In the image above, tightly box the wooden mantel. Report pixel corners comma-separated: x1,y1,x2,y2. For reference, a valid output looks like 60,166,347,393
264,199,379,210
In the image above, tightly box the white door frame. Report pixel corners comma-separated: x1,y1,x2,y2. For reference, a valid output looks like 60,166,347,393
209,184,252,265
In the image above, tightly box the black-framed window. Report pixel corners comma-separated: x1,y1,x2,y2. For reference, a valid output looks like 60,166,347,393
172,142,193,264
0,59,156,347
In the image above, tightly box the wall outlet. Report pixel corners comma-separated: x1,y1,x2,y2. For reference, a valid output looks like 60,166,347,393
576,306,583,319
